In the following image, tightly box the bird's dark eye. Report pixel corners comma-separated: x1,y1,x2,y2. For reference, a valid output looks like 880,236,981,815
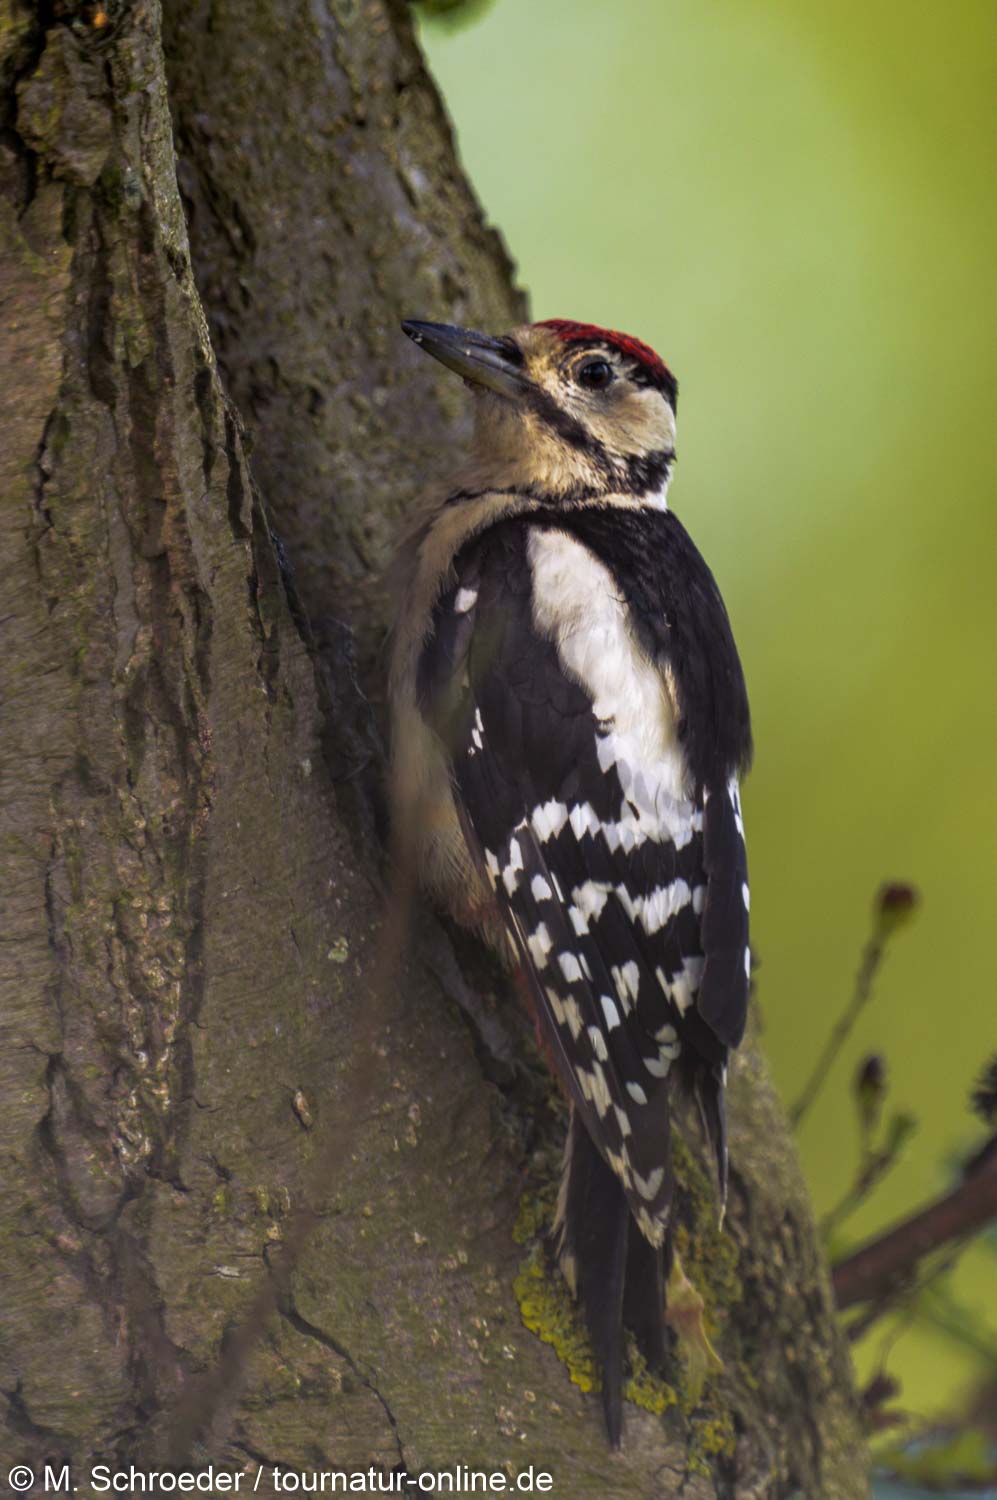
577,358,614,390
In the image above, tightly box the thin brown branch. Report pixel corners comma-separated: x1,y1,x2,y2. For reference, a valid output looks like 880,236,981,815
789,931,884,1129
832,1155,997,1311
790,884,918,1131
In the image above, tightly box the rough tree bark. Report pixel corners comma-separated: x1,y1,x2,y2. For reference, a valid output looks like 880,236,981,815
0,0,868,1494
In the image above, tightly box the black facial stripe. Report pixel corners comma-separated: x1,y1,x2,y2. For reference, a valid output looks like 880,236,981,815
525,384,599,456
444,450,674,511
524,385,676,495
445,484,599,508
623,449,675,495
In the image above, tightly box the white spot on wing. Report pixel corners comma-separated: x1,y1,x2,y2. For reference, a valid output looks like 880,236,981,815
635,1205,666,1244
633,1166,665,1201
562,995,583,1039
572,881,609,922
558,952,583,984
588,1025,608,1062
454,586,478,614
531,874,553,902
527,923,552,969
568,802,601,840
502,837,524,895
626,1081,648,1105
611,961,640,1009
656,957,704,1014
601,995,621,1030
531,800,568,843
637,879,692,935
608,1147,633,1187
590,1062,612,1117
728,776,745,837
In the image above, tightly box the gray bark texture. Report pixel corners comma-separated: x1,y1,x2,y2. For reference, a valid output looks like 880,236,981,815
0,0,869,1494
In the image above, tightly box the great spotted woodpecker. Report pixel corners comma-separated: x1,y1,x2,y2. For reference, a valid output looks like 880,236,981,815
389,318,752,1444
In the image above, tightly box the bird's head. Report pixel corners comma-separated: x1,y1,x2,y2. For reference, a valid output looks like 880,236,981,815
402,318,678,505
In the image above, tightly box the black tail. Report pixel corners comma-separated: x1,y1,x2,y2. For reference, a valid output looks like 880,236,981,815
693,1060,729,1214
555,1111,667,1446
623,1224,668,1370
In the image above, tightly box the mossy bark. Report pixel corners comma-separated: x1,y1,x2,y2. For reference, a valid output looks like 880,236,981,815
0,0,867,1494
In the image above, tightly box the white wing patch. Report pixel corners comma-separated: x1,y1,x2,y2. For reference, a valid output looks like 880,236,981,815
528,528,698,854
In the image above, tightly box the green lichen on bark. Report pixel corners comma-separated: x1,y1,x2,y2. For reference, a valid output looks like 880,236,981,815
510,1126,747,1481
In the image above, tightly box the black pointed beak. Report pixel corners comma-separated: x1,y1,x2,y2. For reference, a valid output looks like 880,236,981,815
401,320,529,399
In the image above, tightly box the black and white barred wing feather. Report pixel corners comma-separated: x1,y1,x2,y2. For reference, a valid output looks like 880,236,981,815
417,515,750,1240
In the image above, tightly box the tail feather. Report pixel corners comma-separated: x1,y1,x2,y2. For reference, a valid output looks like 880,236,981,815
623,1227,668,1371
693,1062,729,1217
555,1111,628,1445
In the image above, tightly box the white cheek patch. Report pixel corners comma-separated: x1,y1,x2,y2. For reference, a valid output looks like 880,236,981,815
568,383,676,499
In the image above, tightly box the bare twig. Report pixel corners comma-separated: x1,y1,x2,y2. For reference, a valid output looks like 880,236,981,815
821,1097,917,1242
789,883,918,1130
790,931,885,1130
842,1233,966,1344
832,1153,997,1311
821,1141,904,1242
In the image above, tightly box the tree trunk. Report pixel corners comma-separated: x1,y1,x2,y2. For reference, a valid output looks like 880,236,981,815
0,1,868,1494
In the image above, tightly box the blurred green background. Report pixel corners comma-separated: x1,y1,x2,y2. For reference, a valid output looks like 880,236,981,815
417,0,997,1446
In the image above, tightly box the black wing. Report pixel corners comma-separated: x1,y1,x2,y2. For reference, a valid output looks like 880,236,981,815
418,513,750,1236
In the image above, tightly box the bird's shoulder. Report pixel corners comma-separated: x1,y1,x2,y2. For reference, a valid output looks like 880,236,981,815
421,501,751,790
